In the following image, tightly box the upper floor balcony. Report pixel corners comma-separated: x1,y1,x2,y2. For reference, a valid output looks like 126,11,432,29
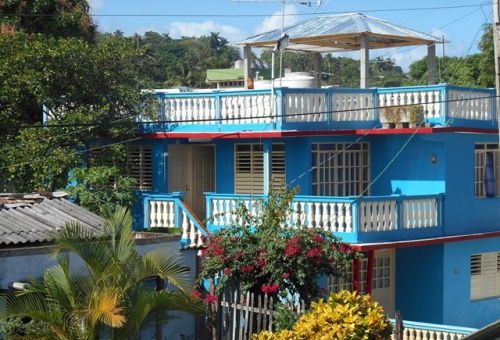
138,84,497,135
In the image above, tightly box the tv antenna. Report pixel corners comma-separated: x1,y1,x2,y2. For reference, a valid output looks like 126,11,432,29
230,0,328,32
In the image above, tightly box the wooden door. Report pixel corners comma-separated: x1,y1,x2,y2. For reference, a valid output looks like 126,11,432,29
168,145,215,219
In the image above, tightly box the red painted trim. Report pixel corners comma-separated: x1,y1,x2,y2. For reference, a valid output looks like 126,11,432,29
365,250,375,295
353,258,360,293
138,127,499,139
350,231,500,252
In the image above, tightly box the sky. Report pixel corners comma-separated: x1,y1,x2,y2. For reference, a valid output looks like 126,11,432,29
89,0,492,71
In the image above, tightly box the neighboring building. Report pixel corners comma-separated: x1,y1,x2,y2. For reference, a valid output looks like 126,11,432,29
206,60,272,89
0,192,197,340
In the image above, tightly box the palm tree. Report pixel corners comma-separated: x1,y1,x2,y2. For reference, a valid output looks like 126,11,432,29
3,207,203,340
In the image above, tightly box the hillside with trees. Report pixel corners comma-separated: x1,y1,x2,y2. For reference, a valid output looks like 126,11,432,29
0,0,495,209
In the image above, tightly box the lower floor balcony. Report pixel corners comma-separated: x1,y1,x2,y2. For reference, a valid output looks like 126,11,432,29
142,192,444,247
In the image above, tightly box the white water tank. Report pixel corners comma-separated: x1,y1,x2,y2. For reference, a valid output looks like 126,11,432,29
234,60,244,69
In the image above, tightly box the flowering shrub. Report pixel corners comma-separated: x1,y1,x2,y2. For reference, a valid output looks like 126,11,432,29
198,185,361,306
253,290,393,340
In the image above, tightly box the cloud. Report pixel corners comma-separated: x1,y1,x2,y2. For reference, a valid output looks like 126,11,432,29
136,20,248,43
88,0,104,12
253,4,302,35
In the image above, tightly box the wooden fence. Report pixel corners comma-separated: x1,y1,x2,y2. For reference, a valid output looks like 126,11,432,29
198,287,305,340
196,287,474,340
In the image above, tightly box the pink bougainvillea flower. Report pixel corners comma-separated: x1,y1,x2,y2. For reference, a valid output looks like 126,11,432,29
190,290,202,299
262,284,280,294
204,294,218,304
306,247,323,258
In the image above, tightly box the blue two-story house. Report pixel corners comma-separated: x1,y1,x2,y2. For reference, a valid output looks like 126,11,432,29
84,13,500,332
132,81,499,330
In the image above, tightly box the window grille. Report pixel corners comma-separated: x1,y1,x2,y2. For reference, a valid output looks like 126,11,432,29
311,143,369,196
474,143,500,198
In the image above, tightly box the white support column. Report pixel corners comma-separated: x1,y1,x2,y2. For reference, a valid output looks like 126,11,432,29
427,44,436,85
243,45,253,89
360,35,370,89
263,140,272,195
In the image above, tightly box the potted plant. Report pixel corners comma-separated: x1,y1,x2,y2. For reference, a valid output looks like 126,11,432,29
407,104,425,127
381,106,403,128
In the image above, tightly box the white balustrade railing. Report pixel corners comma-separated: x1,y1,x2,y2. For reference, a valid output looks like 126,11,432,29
162,96,217,124
206,195,442,236
284,92,327,123
402,198,439,229
331,92,375,121
447,89,494,121
378,89,443,120
147,196,205,248
220,93,272,124
391,320,476,340
149,200,176,228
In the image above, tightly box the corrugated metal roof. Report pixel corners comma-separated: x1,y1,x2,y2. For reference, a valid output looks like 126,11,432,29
233,12,443,53
0,193,103,246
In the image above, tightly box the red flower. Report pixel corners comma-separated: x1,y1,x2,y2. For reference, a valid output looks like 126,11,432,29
281,273,290,279
257,258,266,269
241,264,255,273
321,288,328,295
340,243,353,253
224,268,232,275
288,236,302,245
237,251,244,258
204,294,218,304
262,284,280,294
190,290,202,299
306,247,323,258
314,235,324,243
284,246,301,257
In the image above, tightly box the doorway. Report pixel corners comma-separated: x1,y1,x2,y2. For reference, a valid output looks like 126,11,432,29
167,145,215,219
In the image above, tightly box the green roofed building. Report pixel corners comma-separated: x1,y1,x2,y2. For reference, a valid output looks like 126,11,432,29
206,61,272,89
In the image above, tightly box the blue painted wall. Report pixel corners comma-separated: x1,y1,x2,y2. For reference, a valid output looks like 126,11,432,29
395,237,500,329
396,245,444,324
442,238,500,328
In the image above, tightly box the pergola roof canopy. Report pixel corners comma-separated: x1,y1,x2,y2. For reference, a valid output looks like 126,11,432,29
233,12,443,53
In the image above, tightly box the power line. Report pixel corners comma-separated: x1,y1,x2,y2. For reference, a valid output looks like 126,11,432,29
1,3,487,18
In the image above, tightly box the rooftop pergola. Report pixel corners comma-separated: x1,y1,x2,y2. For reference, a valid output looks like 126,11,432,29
233,12,443,89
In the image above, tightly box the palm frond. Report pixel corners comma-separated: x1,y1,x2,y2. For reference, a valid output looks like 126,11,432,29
89,290,126,328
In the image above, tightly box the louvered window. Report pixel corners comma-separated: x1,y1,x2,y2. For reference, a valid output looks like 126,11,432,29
235,144,285,194
471,252,500,300
474,143,500,198
89,145,152,191
312,143,370,196
125,145,152,190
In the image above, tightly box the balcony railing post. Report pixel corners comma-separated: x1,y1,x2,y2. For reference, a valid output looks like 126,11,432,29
275,88,284,130
143,196,151,229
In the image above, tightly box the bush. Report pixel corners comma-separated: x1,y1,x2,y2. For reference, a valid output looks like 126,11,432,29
254,290,393,340
198,185,361,306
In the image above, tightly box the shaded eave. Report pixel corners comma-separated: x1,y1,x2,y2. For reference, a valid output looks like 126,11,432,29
139,127,499,140
239,33,438,54
352,231,500,252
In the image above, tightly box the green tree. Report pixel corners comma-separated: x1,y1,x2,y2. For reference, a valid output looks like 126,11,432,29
2,207,203,340
0,0,97,42
0,32,152,198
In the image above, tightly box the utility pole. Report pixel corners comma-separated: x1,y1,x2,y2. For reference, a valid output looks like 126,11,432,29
493,0,500,142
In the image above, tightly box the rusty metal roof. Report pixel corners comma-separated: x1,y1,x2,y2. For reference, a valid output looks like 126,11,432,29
233,12,443,53
0,192,103,246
